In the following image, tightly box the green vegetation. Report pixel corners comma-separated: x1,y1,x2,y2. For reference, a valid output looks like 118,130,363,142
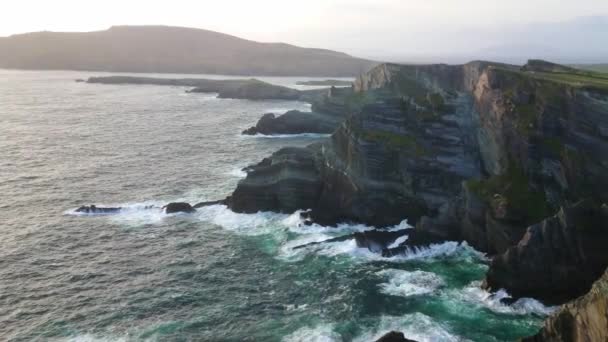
428,92,445,110
344,91,373,110
531,71,608,91
542,137,565,156
361,130,427,157
466,165,551,224
513,103,540,135
393,72,428,99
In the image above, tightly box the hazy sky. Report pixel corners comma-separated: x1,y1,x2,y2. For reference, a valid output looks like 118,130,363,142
2,0,607,62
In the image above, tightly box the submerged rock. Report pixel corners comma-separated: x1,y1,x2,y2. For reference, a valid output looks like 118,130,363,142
375,331,418,342
484,200,608,305
163,202,196,214
522,268,608,342
75,205,122,214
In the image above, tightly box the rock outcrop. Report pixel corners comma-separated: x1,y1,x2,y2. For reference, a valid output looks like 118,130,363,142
523,268,608,342
484,200,608,305
375,331,418,342
241,111,339,135
163,202,196,214
226,147,324,214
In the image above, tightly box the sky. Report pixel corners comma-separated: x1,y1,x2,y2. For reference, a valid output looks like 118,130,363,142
1,0,607,62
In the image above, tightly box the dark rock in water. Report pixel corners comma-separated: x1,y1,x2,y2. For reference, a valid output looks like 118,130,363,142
292,229,410,254
375,331,418,342
163,202,196,214
522,268,608,342
241,111,339,135
75,205,122,214
75,79,85,83
484,200,608,305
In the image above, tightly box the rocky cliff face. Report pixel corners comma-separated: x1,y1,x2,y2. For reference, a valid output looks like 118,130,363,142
484,200,608,304
225,59,608,340
523,268,608,342
228,60,608,241
230,62,488,227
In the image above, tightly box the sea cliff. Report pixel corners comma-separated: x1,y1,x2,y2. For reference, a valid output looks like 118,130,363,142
224,59,608,339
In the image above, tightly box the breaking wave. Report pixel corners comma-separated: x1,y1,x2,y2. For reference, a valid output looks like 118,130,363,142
377,269,445,297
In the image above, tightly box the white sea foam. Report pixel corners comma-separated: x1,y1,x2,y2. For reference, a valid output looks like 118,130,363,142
387,235,409,249
354,313,464,342
446,281,557,316
387,241,487,263
57,335,127,342
65,200,171,225
195,204,288,235
377,269,445,297
228,168,248,178
282,324,341,342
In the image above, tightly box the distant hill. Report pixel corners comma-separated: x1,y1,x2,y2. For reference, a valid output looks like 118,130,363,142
0,26,377,77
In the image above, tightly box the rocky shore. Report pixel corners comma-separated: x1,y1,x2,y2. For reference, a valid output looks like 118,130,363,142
241,86,358,136
223,59,608,339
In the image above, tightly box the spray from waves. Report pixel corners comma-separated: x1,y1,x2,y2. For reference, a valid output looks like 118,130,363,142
65,200,200,226
444,281,557,316
227,168,248,178
388,241,488,263
55,335,127,342
277,214,413,262
194,204,290,236
282,323,341,342
377,269,445,297
240,133,332,139
354,313,464,342
387,235,408,249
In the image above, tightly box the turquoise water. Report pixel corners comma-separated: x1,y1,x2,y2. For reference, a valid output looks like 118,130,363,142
0,69,551,341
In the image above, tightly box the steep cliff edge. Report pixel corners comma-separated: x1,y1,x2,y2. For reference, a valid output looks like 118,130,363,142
228,61,608,236
523,268,608,342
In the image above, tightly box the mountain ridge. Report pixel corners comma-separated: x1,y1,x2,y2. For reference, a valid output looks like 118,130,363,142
0,25,376,77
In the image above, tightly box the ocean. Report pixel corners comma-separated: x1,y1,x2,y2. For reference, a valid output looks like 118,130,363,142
0,69,552,341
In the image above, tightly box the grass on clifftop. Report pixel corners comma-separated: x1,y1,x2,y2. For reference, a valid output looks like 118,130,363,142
530,71,608,90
